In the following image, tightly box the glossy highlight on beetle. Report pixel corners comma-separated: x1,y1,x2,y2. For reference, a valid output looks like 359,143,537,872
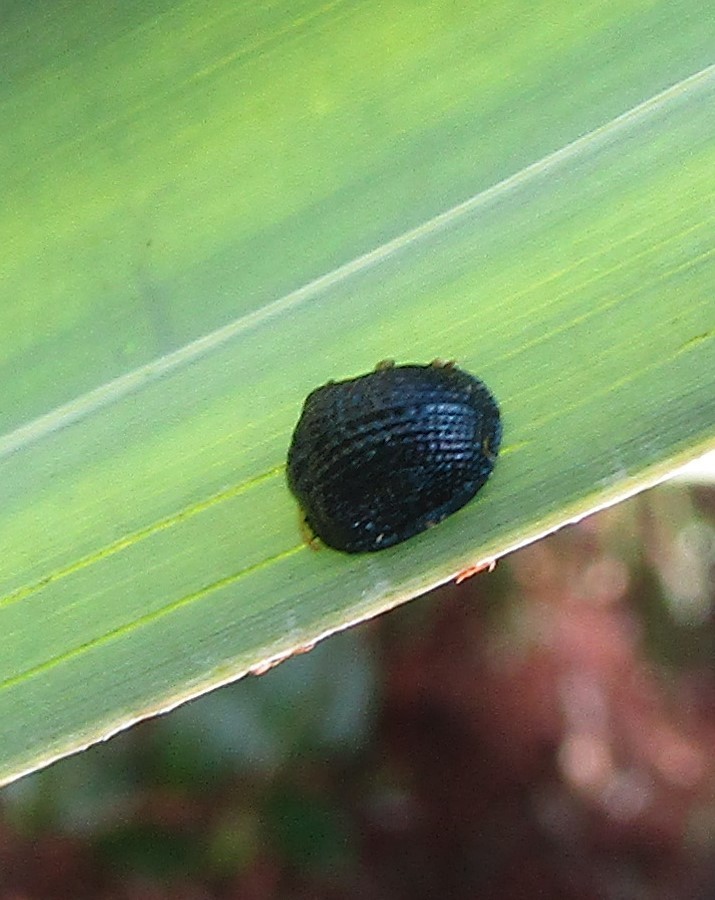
286,361,502,553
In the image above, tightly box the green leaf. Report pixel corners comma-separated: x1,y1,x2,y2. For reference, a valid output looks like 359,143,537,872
1,1,714,786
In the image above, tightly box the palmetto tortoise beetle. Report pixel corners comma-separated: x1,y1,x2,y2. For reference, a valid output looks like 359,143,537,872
286,360,501,553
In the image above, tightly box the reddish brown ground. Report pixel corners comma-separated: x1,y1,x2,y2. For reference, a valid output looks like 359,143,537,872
1,486,714,900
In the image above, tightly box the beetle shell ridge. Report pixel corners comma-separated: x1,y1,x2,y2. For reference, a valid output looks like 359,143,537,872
287,362,501,553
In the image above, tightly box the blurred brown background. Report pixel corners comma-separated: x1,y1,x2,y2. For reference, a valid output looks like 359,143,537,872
2,480,714,900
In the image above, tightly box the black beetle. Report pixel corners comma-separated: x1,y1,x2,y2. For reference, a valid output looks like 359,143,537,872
286,360,501,553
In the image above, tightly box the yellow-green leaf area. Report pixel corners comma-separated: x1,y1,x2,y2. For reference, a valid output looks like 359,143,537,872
0,1,714,785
